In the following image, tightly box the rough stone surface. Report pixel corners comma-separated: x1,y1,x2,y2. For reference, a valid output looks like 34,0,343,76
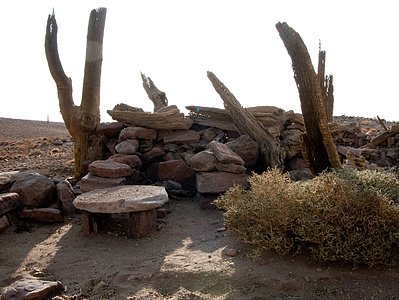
56,180,76,214
208,141,245,165
0,192,20,215
73,185,169,213
105,139,118,155
196,172,248,194
289,168,314,181
226,135,259,167
119,126,157,141
18,208,64,223
285,156,309,170
0,171,38,193
189,150,217,172
143,146,166,162
107,154,142,168
163,130,200,144
80,174,128,193
96,122,124,137
158,159,195,185
89,160,132,178
10,173,56,208
0,215,10,233
216,162,246,174
115,139,139,155
1,279,64,300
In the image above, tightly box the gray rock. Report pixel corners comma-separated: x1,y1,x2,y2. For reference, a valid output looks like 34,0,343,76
56,180,76,214
10,173,56,208
208,141,245,165
73,185,169,213
0,192,20,215
96,121,124,137
1,279,64,300
189,151,217,172
143,146,166,162
196,172,248,194
80,174,128,192
115,139,139,155
89,160,132,178
216,162,246,174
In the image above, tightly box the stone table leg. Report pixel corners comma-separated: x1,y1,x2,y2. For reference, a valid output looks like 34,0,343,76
127,209,156,238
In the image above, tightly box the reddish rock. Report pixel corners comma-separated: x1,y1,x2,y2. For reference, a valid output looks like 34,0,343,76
10,173,56,208
1,279,64,300
0,192,20,215
163,130,200,144
107,154,142,168
189,151,217,172
115,139,139,155
196,172,248,194
158,159,195,184
87,134,107,162
80,174,128,192
119,126,157,141
289,168,314,181
143,146,166,162
18,208,64,222
216,162,246,174
89,160,132,178
226,135,259,167
56,180,76,214
208,141,245,165
96,122,124,137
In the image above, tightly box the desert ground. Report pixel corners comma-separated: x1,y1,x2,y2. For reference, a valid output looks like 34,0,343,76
1,117,399,300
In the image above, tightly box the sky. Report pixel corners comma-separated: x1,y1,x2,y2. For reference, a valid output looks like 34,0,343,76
1,0,398,123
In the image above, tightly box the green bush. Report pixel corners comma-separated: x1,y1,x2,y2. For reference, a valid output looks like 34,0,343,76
215,168,399,266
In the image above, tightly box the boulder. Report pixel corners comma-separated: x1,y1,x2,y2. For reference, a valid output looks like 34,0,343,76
105,138,118,155
189,150,217,172
115,139,139,155
0,171,38,193
73,185,169,213
158,159,195,185
56,180,76,214
163,130,200,144
0,192,20,215
89,160,132,178
226,135,259,167
288,168,314,181
1,279,64,300
208,141,245,165
107,154,142,168
119,126,157,141
18,208,64,223
10,173,56,208
80,174,128,192
196,172,248,194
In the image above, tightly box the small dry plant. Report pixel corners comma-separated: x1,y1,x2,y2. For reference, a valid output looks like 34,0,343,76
215,168,399,266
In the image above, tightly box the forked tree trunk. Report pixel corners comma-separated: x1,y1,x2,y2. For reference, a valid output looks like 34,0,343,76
207,71,284,169
276,22,341,174
317,48,334,123
45,8,107,179
140,72,168,112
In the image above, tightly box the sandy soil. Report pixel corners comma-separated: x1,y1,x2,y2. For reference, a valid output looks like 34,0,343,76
1,117,399,300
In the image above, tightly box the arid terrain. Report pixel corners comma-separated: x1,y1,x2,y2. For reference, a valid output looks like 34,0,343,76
1,117,399,300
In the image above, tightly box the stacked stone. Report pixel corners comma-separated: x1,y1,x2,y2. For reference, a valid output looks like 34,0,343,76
189,138,259,208
0,171,76,231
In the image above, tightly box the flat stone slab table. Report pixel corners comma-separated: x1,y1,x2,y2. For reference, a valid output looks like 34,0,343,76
73,185,168,238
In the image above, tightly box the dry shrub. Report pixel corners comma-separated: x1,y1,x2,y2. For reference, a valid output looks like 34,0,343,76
215,168,399,266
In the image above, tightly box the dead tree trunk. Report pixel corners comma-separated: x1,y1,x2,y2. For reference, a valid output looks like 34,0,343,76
141,72,168,112
317,47,334,122
207,71,284,170
45,8,106,179
276,22,341,174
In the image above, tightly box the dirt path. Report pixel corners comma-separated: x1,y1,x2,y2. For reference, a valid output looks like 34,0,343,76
1,118,399,299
